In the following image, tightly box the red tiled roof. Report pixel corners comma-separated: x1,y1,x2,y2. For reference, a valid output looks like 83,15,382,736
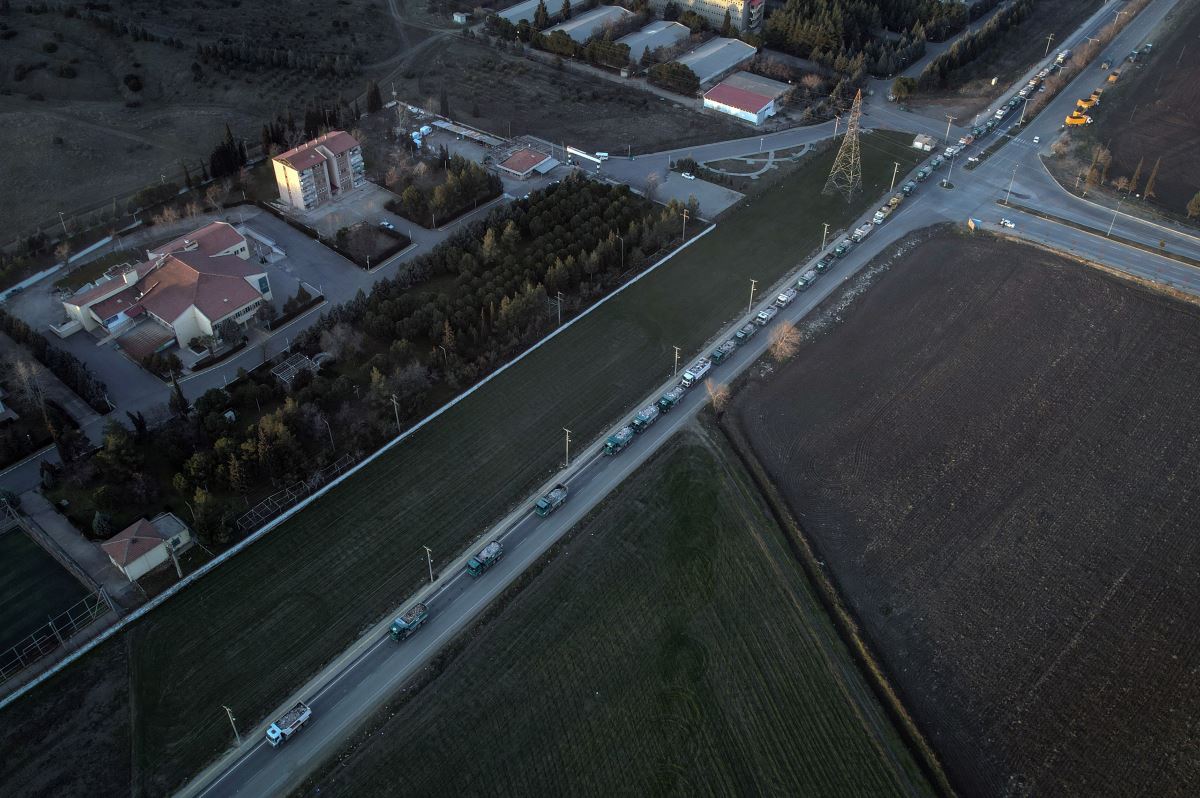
138,251,262,324
89,283,142,320
499,148,549,174
150,221,244,259
273,130,361,171
101,519,165,566
63,260,155,308
703,83,774,115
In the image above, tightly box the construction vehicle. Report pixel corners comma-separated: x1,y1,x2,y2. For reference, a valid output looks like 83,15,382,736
901,180,917,196
680,358,711,388
1065,111,1092,126
851,222,874,243
534,483,569,517
796,270,818,290
1076,95,1096,110
631,403,660,433
775,287,798,308
754,307,778,326
711,339,737,363
467,540,503,577
733,322,758,344
1056,49,1072,64
888,194,903,208
834,238,853,256
604,426,636,455
267,702,312,747
1107,70,1121,83
657,385,687,413
390,603,429,640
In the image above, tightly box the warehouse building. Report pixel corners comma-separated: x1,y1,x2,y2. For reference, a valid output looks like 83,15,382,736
702,72,790,125
544,6,634,43
618,20,691,63
498,0,589,24
675,37,757,86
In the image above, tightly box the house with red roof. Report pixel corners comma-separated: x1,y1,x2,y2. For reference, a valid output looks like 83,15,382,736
100,512,192,582
61,221,272,354
272,130,366,211
702,71,791,125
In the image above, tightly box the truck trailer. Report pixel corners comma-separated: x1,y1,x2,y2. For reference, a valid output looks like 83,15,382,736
631,404,661,433
851,222,874,243
733,323,758,344
711,339,737,363
605,426,636,455
775,287,798,307
390,602,429,640
657,385,687,413
266,702,312,747
680,358,711,388
467,541,503,577
535,483,569,517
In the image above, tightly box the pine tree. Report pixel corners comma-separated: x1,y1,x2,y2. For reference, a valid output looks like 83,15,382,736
366,80,383,113
261,124,272,158
439,85,450,117
169,377,190,417
722,9,732,37
92,511,116,538
1128,156,1143,195
560,0,572,21
534,0,549,29
181,160,193,190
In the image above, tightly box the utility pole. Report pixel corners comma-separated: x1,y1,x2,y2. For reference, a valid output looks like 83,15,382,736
943,114,956,145
748,279,757,314
223,706,241,747
821,222,830,251
1018,96,1028,126
833,114,840,137
563,428,572,467
889,161,900,192
1005,165,1017,206
1107,198,1125,237
424,546,434,583
390,394,401,434
616,233,624,271
673,345,681,377
322,417,335,450
1044,33,1055,57
681,208,689,241
58,211,68,236
555,291,563,326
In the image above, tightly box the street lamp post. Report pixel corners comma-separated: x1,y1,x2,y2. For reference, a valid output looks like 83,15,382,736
673,345,681,377
615,233,624,272
58,211,68,236
223,706,241,747
821,222,830,251
889,161,900,192
424,546,434,583
322,417,335,450
437,344,448,364
563,428,572,467
944,115,956,145
1107,198,1125,237
681,208,689,242
748,279,757,314
1005,165,1018,206
390,394,401,434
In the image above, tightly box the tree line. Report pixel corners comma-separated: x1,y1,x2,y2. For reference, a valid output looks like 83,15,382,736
0,308,109,413
917,0,1035,90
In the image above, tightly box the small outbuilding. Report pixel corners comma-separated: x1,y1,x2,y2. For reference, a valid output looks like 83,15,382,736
452,12,470,24
100,513,193,582
497,148,558,179
913,134,936,152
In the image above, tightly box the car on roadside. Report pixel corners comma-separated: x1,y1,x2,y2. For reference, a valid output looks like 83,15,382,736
1000,219,1016,228
681,172,696,180
967,156,980,163
379,220,396,230
1032,135,1040,144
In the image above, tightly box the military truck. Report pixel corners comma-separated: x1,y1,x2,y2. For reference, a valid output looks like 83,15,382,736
605,426,636,455
834,239,853,257
711,339,737,363
817,253,836,270
680,358,711,388
266,702,312,747
916,167,931,182
796,270,818,290
657,385,687,413
901,180,917,196
466,540,503,577
389,602,429,640
631,404,661,433
733,323,758,344
534,483,569,517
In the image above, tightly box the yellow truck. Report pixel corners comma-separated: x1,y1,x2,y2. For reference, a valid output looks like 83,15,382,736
1065,111,1093,126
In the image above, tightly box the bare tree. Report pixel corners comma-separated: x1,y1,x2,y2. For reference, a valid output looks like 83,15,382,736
54,240,72,267
319,322,365,359
206,183,225,211
185,200,203,219
705,378,730,412
644,172,660,203
769,322,801,362
154,205,181,226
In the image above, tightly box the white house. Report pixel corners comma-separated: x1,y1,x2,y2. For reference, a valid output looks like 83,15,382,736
62,221,271,351
100,513,193,582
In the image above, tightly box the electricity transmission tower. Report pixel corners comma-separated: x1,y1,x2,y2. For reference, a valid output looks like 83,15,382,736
823,90,864,202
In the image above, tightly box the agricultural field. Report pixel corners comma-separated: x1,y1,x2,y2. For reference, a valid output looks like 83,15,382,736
728,230,1200,796
1061,0,1200,219
0,529,87,655
298,429,933,797
0,0,418,233
0,131,927,796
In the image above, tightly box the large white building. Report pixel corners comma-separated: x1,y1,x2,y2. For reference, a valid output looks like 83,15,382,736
62,221,271,353
618,20,691,63
545,6,634,43
702,71,790,124
272,131,365,212
650,0,763,32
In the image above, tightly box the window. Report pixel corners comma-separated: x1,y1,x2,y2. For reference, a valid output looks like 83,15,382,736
258,276,270,294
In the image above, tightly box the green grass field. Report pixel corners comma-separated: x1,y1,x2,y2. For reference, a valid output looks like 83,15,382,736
10,132,928,794
297,427,933,797
0,530,88,655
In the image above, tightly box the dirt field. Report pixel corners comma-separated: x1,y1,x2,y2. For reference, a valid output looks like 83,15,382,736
391,36,747,154
0,529,87,655
298,429,933,797
0,132,927,797
911,0,1101,119
1078,0,1200,217
728,230,1200,796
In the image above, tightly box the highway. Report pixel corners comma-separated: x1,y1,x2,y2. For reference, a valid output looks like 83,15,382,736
169,0,1200,794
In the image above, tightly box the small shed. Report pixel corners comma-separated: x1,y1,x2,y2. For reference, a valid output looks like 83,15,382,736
100,513,193,582
913,134,935,152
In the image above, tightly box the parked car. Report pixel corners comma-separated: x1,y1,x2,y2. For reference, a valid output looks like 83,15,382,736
379,220,396,230
1000,218,1016,228
681,172,696,180
1032,135,1040,144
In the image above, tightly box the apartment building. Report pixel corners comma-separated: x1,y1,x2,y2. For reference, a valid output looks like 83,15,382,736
272,130,366,212
650,0,763,33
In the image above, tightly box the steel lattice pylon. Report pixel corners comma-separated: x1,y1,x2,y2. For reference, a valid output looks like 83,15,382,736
823,89,863,202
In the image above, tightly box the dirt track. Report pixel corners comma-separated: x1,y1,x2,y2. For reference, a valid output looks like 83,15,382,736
729,230,1200,797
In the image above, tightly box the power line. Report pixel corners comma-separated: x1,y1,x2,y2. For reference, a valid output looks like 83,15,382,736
823,89,864,202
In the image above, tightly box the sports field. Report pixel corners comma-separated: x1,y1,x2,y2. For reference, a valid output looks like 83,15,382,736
1,132,929,796
297,428,934,797
0,530,88,656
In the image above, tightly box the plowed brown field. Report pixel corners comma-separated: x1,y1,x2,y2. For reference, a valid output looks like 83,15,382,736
729,231,1200,797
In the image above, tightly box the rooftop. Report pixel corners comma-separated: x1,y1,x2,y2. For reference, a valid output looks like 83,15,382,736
544,5,634,43
703,82,774,115
675,37,757,86
497,0,589,23
100,519,166,566
273,131,361,172
718,70,791,100
149,220,244,260
498,148,550,175
618,20,690,62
